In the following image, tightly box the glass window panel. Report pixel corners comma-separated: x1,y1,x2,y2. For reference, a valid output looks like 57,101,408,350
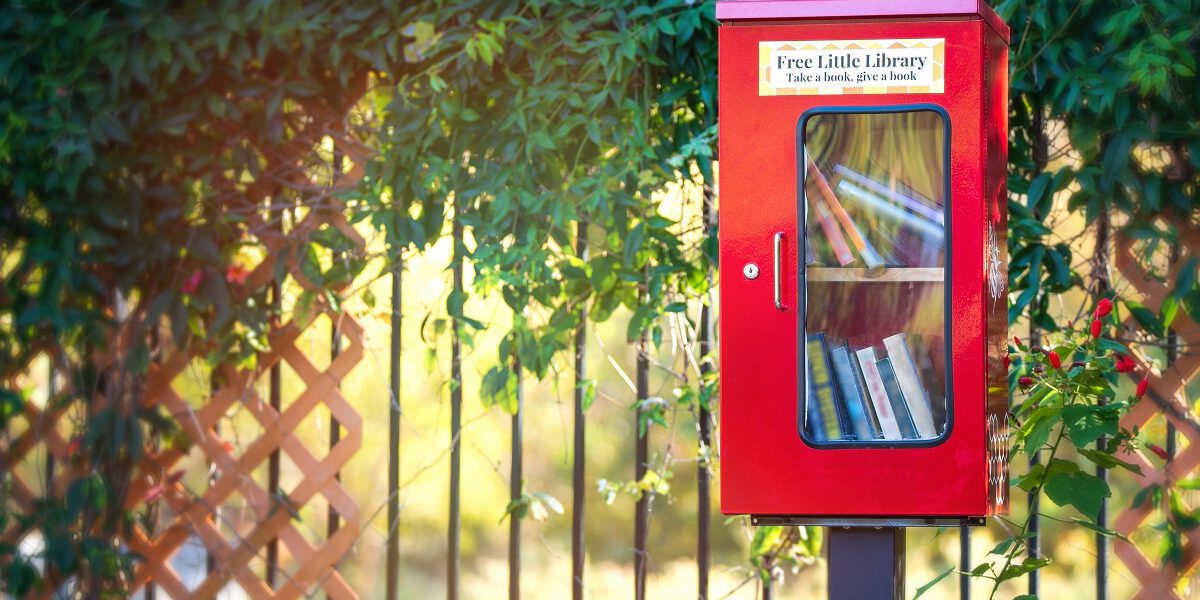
799,110,949,447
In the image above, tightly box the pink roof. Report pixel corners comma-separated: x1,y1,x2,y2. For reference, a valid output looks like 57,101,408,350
715,0,1010,43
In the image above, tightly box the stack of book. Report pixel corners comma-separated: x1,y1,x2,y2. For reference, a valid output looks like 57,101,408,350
804,158,945,269
805,332,943,443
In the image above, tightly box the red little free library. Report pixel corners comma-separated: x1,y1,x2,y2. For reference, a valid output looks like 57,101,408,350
717,0,1011,523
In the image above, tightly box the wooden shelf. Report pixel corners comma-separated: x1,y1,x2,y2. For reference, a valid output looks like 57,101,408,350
805,267,944,282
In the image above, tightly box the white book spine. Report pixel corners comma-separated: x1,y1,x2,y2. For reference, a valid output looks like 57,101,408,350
883,333,938,438
855,347,903,441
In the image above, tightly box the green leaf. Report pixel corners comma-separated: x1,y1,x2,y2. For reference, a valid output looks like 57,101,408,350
1078,448,1142,475
1062,404,1118,447
914,566,955,599
1044,470,1111,521
1125,299,1163,336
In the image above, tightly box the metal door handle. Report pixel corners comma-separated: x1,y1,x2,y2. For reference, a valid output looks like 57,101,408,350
773,232,785,310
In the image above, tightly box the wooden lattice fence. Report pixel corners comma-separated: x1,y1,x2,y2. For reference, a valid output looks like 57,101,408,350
1113,219,1200,600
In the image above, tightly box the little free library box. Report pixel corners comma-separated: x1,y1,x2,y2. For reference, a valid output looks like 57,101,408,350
716,0,1011,524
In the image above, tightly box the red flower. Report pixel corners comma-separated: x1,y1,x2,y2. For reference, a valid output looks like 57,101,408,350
1018,376,1033,387
1091,319,1102,339
1149,443,1169,461
1048,350,1062,369
1014,336,1022,347
224,264,250,286
1136,377,1150,398
1067,320,1074,329
182,270,203,295
1115,355,1137,373
1095,298,1114,319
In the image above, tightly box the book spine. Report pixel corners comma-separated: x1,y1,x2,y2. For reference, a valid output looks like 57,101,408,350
830,345,877,441
883,333,939,438
833,163,944,225
806,181,856,267
806,158,884,269
850,350,884,437
805,356,825,440
806,334,844,441
837,180,945,247
877,358,920,439
855,347,903,440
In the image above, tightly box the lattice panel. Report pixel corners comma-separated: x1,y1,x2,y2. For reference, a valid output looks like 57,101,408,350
0,84,373,597
1113,222,1200,600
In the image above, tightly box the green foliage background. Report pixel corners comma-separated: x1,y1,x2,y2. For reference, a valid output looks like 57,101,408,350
1,0,1199,597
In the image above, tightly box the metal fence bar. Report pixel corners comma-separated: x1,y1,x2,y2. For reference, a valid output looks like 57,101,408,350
697,187,715,600
960,526,970,600
572,219,588,600
1028,450,1039,597
267,276,282,589
448,202,464,600
1097,400,1108,600
634,324,650,600
387,256,402,600
327,318,342,540
510,356,524,600
327,149,344,561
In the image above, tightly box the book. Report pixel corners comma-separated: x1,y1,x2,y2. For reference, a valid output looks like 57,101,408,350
807,158,885,270
855,346,903,440
806,178,856,266
883,333,939,438
877,358,920,439
804,353,825,439
806,333,845,441
909,335,946,425
836,179,945,248
830,344,880,441
834,163,944,225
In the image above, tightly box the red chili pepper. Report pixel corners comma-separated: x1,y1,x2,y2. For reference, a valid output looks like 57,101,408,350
1136,377,1149,398
1048,350,1061,369
1095,298,1114,319
1116,355,1137,373
1014,336,1022,347
1091,319,1102,339
1149,443,1169,461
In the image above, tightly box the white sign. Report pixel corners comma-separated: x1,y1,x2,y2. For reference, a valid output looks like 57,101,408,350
759,39,945,96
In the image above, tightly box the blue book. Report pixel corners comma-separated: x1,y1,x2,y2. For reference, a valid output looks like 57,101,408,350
804,355,825,440
830,345,880,441
806,333,845,441
877,358,919,439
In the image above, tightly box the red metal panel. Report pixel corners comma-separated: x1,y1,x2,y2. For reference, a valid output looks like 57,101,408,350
715,0,1010,43
718,17,1003,518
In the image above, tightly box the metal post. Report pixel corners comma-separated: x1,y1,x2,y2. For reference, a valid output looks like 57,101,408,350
634,326,649,600
571,219,588,600
267,276,282,588
448,201,464,600
1028,451,1039,597
327,319,341,541
827,527,905,600
510,356,523,600
386,256,402,600
960,526,970,600
697,184,715,600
